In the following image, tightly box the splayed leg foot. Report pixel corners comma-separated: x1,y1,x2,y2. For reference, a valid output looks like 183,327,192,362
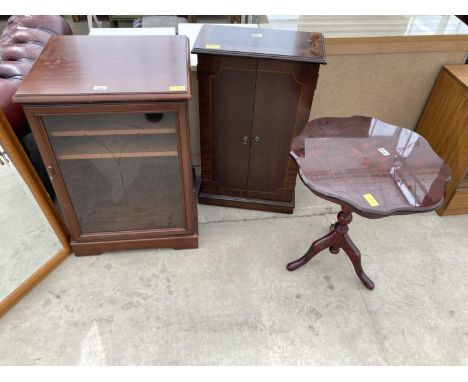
342,233,374,290
287,231,336,271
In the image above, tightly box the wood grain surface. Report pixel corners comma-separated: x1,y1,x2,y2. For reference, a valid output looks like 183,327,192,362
416,65,468,215
14,35,192,103
193,24,326,64
0,112,71,318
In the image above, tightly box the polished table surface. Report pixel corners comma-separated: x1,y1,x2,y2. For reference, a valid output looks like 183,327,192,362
291,116,451,218
287,116,451,290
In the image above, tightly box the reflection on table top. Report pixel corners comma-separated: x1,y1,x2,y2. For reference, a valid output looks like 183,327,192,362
291,116,451,217
264,15,468,38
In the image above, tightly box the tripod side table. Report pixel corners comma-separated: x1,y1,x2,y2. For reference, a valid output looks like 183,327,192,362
287,116,451,289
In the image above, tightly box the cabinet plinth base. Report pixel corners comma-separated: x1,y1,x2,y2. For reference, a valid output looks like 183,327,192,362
72,233,198,256
198,192,294,214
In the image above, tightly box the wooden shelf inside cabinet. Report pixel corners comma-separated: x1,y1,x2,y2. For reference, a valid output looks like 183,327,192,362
13,35,198,255
51,132,178,160
44,111,178,135
49,128,176,137
56,151,179,161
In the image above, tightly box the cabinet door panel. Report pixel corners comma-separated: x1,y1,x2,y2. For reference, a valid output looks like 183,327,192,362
211,68,256,192
41,111,187,236
247,65,302,197
198,55,257,196
247,61,320,202
57,156,184,234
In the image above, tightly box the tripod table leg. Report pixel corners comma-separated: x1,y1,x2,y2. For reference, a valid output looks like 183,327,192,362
287,231,337,271
341,233,374,290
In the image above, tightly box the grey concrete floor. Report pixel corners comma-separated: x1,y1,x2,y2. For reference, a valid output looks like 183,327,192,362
1,179,468,365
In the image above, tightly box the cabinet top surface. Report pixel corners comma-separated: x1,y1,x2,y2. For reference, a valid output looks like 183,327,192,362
14,35,191,103
444,65,468,89
192,24,326,64
291,116,451,218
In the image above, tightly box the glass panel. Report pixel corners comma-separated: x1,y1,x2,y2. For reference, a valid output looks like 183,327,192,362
42,112,185,234
0,143,62,301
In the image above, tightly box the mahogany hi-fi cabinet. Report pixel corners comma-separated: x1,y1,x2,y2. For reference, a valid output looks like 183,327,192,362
193,25,327,213
14,35,198,255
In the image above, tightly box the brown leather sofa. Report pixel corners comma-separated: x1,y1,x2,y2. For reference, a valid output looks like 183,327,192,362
0,15,72,196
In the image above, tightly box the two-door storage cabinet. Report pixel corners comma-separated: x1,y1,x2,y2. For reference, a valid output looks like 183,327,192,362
193,25,326,213
14,35,198,255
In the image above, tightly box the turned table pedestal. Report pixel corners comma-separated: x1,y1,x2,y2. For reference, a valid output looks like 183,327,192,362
287,116,451,289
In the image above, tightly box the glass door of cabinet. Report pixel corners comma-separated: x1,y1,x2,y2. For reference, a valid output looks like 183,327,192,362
40,110,187,236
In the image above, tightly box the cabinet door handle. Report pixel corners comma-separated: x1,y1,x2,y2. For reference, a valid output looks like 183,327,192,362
46,165,54,181
240,135,250,145
253,136,262,145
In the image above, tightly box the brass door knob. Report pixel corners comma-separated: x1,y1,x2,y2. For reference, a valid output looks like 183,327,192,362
240,136,249,145
253,136,262,145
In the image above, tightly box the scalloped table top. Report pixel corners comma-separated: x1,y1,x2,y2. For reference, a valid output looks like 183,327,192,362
291,116,451,218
